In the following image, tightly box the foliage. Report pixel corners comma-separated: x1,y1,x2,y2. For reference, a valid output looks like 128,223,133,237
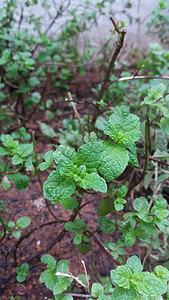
0,1,169,299
147,0,169,44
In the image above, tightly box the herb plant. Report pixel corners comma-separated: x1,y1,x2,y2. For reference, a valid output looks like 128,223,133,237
0,1,169,299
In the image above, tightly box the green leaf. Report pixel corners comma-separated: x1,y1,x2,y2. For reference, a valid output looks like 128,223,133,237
126,256,143,272
46,99,53,108
103,107,141,145
62,197,78,210
16,217,31,229
8,221,15,229
8,173,29,190
74,219,87,230
144,172,154,190
98,141,129,182
124,230,136,247
39,162,51,171
46,110,55,120
31,92,41,103
53,279,71,295
1,134,19,150
38,51,50,63
13,229,21,239
73,232,83,245
39,269,57,291
56,260,70,274
1,176,11,191
154,266,169,281
76,172,107,193
98,197,115,216
91,283,104,297
112,286,136,299
110,265,132,289
43,171,76,203
128,143,139,167
154,217,169,234
160,118,169,134
131,272,167,296
65,221,74,232
13,144,33,158
0,147,10,156
45,150,53,162
98,216,115,234
133,197,149,211
117,185,128,198
12,154,24,165
40,123,57,137
41,254,56,270
53,145,76,163
76,142,102,171
148,84,166,100
16,263,29,283
28,77,40,86
114,198,126,211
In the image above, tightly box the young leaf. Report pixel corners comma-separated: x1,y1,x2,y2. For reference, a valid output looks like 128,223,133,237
76,141,102,171
16,263,29,283
154,266,169,281
53,145,76,164
41,254,56,270
133,197,149,211
45,150,53,162
114,198,126,211
16,217,31,229
13,230,21,239
103,107,141,146
110,265,132,289
126,256,143,272
91,283,104,297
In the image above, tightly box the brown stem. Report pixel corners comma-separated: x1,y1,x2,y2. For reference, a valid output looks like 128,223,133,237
89,17,126,132
87,230,121,266
67,92,85,140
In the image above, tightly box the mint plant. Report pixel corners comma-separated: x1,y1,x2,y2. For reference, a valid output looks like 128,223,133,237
0,2,169,299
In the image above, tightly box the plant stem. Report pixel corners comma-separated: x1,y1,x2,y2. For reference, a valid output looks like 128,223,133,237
87,230,121,266
89,16,126,132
